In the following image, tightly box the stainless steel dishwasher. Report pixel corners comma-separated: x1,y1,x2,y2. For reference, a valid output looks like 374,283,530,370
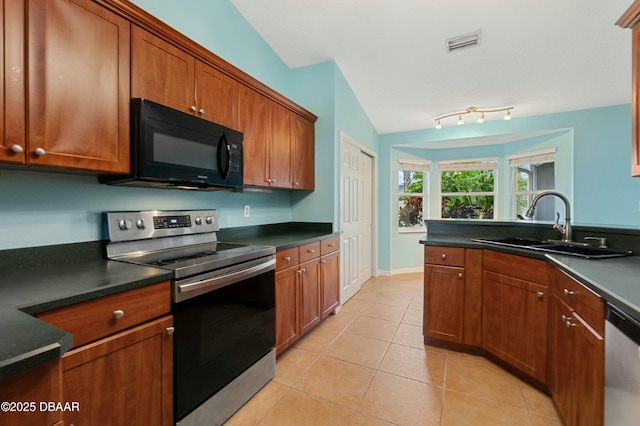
605,303,640,425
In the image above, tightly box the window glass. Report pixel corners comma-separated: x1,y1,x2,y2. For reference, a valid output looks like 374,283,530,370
398,162,428,230
439,161,497,220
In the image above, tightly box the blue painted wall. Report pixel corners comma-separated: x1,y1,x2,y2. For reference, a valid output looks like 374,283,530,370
379,104,638,272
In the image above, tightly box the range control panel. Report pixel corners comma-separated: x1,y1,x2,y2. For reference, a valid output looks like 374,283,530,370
106,210,218,242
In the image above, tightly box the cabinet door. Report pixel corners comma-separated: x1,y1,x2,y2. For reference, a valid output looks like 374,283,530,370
269,103,293,188
0,0,25,164
321,251,340,319
482,270,548,383
299,258,321,335
423,264,464,343
291,113,315,190
239,86,269,187
27,0,130,173
61,316,173,426
195,61,238,128
550,296,604,426
275,266,299,355
0,360,62,426
131,25,195,114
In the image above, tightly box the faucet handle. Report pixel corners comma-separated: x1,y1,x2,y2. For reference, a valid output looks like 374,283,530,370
584,236,607,248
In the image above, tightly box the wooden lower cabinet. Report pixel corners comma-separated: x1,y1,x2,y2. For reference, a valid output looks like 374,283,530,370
61,316,174,426
0,360,62,426
482,270,549,383
549,268,604,426
423,247,482,346
275,237,340,355
320,250,340,319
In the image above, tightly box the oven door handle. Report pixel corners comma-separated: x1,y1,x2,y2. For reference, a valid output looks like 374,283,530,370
176,257,275,299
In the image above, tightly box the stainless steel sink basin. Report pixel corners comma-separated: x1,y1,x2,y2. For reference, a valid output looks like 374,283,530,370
472,237,635,259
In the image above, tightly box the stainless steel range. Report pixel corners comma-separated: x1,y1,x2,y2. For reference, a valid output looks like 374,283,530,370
105,210,276,426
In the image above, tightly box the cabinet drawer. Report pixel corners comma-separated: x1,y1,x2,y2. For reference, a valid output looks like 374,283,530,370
276,247,299,271
320,237,340,255
552,268,604,335
424,246,465,267
299,241,321,263
483,250,549,283
37,281,171,348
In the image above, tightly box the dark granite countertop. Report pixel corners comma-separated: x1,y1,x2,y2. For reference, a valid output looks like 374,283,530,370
0,222,336,382
420,220,640,323
218,222,338,250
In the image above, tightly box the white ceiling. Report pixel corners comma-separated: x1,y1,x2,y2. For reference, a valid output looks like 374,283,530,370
230,0,633,135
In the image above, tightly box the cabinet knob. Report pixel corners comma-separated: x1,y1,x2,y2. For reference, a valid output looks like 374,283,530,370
563,288,576,296
457,273,463,279
166,327,175,335
295,182,299,186
34,147,46,156
308,249,316,254
328,243,336,247
536,291,544,299
266,179,272,183
113,309,124,319
198,109,205,115
322,260,327,265
189,105,197,112
284,256,291,262
10,144,23,153
441,253,446,260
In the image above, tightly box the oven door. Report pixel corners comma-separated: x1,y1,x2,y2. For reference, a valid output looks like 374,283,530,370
173,256,275,423
134,98,241,188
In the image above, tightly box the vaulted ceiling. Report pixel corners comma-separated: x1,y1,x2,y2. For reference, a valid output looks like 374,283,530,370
230,0,633,134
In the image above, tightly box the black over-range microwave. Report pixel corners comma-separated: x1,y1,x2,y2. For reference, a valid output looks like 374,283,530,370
100,98,243,190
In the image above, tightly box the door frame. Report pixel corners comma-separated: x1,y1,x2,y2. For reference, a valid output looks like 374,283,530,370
338,131,378,292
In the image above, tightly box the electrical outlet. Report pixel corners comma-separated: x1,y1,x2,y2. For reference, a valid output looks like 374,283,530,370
243,205,250,218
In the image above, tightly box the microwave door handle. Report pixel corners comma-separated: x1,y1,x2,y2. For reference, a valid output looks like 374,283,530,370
217,133,231,179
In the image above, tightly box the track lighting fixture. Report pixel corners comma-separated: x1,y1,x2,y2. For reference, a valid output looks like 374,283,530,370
434,106,514,129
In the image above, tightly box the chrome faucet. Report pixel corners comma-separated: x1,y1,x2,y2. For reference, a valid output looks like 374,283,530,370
524,191,572,242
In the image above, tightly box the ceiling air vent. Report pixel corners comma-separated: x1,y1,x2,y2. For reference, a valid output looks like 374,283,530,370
446,30,482,52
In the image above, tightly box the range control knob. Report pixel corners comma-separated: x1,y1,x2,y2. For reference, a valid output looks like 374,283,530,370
118,219,132,231
195,216,203,225
136,219,146,230
206,216,214,225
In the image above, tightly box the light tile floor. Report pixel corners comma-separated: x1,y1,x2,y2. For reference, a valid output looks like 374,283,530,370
226,273,563,426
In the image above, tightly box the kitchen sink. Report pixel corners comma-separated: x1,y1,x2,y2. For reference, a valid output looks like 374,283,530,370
472,237,635,259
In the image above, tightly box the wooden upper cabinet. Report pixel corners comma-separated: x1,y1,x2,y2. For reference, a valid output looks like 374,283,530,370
27,0,130,173
617,2,640,176
0,0,25,164
240,85,270,186
292,112,315,190
269,102,293,189
131,26,239,129
195,61,239,129
131,25,194,114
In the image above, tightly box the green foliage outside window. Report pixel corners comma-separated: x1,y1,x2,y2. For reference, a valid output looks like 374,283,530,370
441,170,495,219
398,171,424,228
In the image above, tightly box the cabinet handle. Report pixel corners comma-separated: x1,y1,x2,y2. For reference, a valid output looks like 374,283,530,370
266,179,272,183
441,253,446,260
536,291,544,299
295,182,299,186
328,243,336,247
34,147,46,156
284,256,291,262
166,327,175,335
457,273,463,279
10,144,23,153
308,249,316,254
563,288,576,296
189,105,197,112
322,260,327,265
198,108,205,115
113,309,124,319
561,314,577,328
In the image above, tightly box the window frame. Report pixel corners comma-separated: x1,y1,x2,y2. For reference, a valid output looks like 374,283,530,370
509,149,556,221
398,159,430,233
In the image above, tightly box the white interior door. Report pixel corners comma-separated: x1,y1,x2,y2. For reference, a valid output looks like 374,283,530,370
340,134,373,303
